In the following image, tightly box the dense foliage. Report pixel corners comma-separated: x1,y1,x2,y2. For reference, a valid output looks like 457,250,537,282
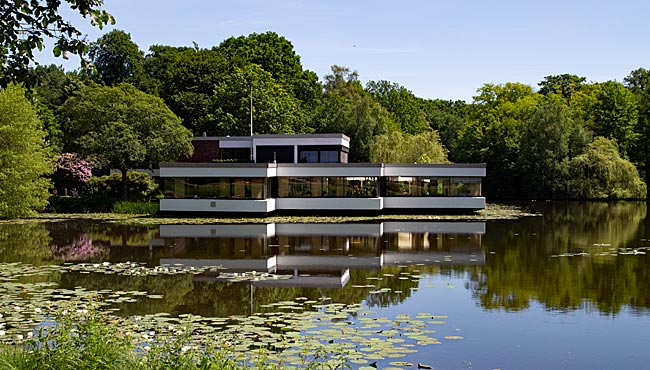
58,83,194,198
0,0,114,87
0,84,52,219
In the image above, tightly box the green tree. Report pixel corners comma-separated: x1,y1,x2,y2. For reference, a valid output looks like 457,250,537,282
538,74,586,100
518,99,572,198
212,64,307,135
313,66,395,162
591,81,639,156
366,80,428,134
566,137,645,199
624,67,650,199
0,0,114,87
419,99,467,161
573,81,639,156
143,46,227,134
370,131,448,164
0,84,52,218
457,82,541,198
88,30,144,86
32,65,88,152
59,83,193,198
218,32,321,108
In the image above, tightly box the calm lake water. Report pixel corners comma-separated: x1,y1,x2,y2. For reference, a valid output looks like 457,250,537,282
2,201,650,369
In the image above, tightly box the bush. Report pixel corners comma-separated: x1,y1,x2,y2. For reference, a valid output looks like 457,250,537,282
83,172,159,201
112,201,159,215
45,195,116,213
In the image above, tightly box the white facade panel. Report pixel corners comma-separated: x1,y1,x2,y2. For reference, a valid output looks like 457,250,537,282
254,137,348,148
382,197,485,209
218,139,252,148
160,199,276,213
160,166,275,178
275,197,383,211
276,166,382,177
383,165,486,177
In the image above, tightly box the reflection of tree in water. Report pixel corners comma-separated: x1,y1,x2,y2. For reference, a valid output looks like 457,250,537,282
0,223,52,265
45,221,160,263
469,201,650,314
58,272,194,317
51,233,108,261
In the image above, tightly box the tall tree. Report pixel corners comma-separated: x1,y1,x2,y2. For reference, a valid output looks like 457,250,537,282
32,65,88,151
313,66,395,162
538,74,586,100
0,84,52,218
624,67,650,199
366,80,428,134
0,0,114,87
59,83,194,198
457,82,541,198
370,131,448,164
420,99,467,160
567,137,645,199
212,64,307,135
572,81,639,156
518,99,572,198
88,30,144,86
143,46,227,134
217,32,321,108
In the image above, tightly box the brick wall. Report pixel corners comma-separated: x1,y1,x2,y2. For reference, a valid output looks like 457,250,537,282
178,140,220,163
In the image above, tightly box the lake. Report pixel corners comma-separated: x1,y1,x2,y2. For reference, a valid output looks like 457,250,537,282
1,201,649,369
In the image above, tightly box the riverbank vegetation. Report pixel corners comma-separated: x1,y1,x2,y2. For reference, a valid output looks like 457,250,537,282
1,6,649,218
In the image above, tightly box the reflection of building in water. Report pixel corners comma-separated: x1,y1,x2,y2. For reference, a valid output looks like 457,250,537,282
159,222,484,288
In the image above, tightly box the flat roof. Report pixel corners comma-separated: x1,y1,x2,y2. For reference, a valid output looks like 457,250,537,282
193,133,351,141
160,162,485,168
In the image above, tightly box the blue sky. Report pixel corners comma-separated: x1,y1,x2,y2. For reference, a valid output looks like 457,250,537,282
35,0,650,102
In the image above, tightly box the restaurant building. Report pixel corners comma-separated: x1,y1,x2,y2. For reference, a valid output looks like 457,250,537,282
159,134,485,214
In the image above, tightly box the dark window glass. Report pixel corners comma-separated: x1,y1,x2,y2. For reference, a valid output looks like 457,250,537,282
299,151,319,163
320,151,339,163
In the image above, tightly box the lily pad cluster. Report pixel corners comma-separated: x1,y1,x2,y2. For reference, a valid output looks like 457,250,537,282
551,245,650,258
116,302,461,368
2,260,463,368
0,262,289,344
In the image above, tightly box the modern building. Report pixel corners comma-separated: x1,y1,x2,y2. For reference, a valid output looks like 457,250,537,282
160,134,486,214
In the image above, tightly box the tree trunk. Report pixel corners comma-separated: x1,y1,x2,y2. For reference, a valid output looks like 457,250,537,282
121,168,129,200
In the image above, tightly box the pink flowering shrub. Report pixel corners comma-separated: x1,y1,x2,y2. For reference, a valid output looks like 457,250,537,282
52,153,93,195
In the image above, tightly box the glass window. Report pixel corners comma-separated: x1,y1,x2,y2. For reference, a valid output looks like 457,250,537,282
320,151,339,163
449,177,481,196
162,177,267,199
346,177,377,197
299,151,318,163
277,177,377,198
288,177,311,197
385,176,412,196
385,176,452,197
